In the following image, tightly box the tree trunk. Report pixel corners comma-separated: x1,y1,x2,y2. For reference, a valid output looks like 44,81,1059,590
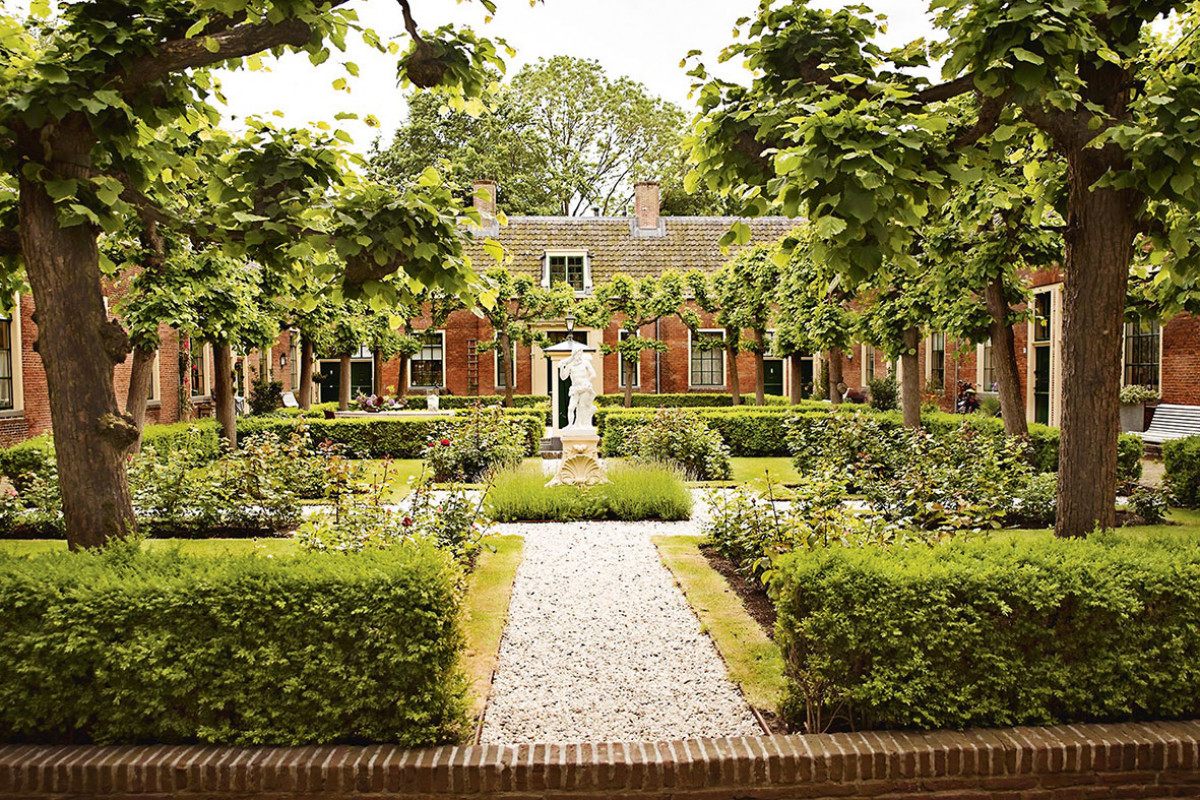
1055,147,1136,538
985,276,1029,438
338,353,352,411
789,353,804,404
213,342,236,449
623,355,634,408
900,327,921,428
827,349,843,406
298,336,314,410
500,333,515,408
18,117,138,550
815,355,828,400
125,345,157,453
727,339,742,405
397,354,410,404
753,329,767,406
373,349,384,397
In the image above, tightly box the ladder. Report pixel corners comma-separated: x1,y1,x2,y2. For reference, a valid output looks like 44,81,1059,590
466,338,479,394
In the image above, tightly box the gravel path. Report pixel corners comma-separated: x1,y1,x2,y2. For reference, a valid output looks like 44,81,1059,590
479,520,762,744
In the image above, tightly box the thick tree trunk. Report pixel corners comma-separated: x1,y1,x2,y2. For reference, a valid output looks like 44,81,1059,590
727,339,742,405
18,118,137,550
753,328,766,406
789,353,804,404
985,276,1028,438
900,327,921,428
815,355,829,401
1055,148,1136,538
397,354,410,404
500,333,514,408
125,346,157,453
298,336,314,410
338,353,352,411
213,343,236,449
827,350,843,405
373,349,384,397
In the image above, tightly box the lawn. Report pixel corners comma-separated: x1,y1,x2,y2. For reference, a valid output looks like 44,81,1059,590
461,535,524,720
653,534,786,718
0,537,301,557
998,507,1200,541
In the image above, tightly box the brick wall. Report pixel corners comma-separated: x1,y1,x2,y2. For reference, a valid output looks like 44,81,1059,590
1162,313,1200,405
1,721,1196,799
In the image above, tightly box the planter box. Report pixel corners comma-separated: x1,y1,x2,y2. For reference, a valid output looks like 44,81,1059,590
1121,402,1145,432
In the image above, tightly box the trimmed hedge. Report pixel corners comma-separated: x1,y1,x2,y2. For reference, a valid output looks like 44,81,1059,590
1163,435,1200,508
773,534,1200,732
0,435,55,493
0,542,469,745
595,392,792,408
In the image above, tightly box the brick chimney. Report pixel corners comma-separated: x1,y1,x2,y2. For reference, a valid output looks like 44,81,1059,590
473,180,498,220
634,181,660,230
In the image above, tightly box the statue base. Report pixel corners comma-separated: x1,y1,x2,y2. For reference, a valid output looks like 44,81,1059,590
545,430,608,488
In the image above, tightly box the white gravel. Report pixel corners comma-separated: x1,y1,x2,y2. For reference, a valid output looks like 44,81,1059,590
479,520,762,744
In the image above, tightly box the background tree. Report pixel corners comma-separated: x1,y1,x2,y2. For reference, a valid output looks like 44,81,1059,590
684,269,745,405
687,0,1200,537
591,272,685,408
855,273,940,428
725,244,780,405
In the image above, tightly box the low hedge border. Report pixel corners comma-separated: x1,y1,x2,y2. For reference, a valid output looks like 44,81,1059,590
1164,435,1200,508
0,542,469,746
772,533,1200,732
595,393,792,408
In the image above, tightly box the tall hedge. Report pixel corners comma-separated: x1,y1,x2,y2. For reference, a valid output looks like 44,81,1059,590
1163,435,1200,508
772,535,1200,733
0,542,469,745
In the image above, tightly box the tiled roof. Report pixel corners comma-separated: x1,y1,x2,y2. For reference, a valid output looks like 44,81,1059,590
463,216,801,283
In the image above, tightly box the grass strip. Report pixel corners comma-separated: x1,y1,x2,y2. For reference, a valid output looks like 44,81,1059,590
461,535,525,719
653,534,786,716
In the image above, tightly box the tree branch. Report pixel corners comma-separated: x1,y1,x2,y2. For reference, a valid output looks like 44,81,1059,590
914,75,977,104
950,90,1013,149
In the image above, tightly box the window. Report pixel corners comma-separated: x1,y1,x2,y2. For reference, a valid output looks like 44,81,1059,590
618,330,641,388
1123,319,1161,390
411,331,444,388
928,333,946,389
543,252,588,292
0,313,13,411
980,339,996,392
1033,292,1052,342
495,343,516,389
189,341,209,398
289,332,300,390
863,345,876,383
148,351,160,403
690,330,725,387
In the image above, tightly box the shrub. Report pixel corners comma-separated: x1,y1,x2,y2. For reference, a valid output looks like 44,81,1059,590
1008,473,1057,528
0,541,470,745
1127,486,1169,524
249,379,284,416
486,462,692,521
423,405,527,482
0,435,55,494
140,420,222,465
866,374,898,411
1120,385,1161,405
1163,435,1200,508
603,407,803,458
596,393,790,408
772,534,1200,733
626,408,732,480
1118,433,1145,484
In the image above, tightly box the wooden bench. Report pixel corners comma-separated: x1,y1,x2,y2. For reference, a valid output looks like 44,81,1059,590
1135,404,1200,445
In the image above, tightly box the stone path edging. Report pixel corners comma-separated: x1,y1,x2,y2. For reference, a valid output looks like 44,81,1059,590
1,721,1198,798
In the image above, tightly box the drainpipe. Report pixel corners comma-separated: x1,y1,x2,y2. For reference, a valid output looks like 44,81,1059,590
655,319,661,394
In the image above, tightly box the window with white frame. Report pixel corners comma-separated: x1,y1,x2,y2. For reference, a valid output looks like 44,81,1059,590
979,339,996,392
928,333,945,389
690,330,725,387
0,312,14,410
148,350,160,403
618,330,641,388
863,345,876,383
495,342,517,389
543,252,589,292
1123,319,1161,390
411,331,444,388
189,341,210,398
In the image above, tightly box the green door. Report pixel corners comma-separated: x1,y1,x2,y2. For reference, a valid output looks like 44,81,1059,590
317,359,374,404
763,360,784,397
1033,345,1051,425
799,357,814,398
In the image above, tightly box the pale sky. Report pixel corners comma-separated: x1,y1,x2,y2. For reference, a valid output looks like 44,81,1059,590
213,0,940,153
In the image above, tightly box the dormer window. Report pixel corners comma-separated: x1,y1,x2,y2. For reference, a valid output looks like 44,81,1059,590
542,251,590,293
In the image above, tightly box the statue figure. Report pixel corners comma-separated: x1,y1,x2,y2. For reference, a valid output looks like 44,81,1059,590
558,347,597,429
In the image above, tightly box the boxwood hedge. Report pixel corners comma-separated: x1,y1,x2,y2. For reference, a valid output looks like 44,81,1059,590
595,392,792,408
1163,435,1200,508
772,534,1200,733
0,542,469,745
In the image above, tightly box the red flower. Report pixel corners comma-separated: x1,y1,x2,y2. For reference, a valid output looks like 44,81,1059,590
440,438,451,447
402,516,413,527
426,441,436,448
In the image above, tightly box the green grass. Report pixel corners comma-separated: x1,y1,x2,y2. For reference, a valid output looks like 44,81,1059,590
486,461,693,521
461,535,524,719
0,537,301,557
996,507,1200,542
654,534,786,715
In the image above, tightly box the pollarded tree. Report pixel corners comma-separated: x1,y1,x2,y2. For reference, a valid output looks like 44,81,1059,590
725,244,780,405
591,272,686,408
684,268,746,405
475,267,574,408
688,0,1200,537
0,0,515,548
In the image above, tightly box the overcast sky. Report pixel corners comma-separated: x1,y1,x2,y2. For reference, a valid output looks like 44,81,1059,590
213,0,940,153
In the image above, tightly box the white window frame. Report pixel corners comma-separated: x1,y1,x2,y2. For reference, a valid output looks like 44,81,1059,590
147,350,161,404
861,344,875,385
1119,318,1163,391
409,330,445,389
618,329,641,388
925,332,946,387
541,249,591,294
688,328,726,388
494,342,518,389
0,296,24,414
189,342,212,399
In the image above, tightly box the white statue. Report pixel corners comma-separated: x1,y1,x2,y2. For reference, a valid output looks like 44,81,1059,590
558,347,597,430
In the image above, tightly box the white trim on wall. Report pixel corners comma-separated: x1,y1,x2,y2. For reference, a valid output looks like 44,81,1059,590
541,249,591,294
0,296,24,414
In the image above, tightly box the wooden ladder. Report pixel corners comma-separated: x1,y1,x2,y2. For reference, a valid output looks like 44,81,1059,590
466,339,479,394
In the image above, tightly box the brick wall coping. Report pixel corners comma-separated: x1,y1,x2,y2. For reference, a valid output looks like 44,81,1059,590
0,720,1197,799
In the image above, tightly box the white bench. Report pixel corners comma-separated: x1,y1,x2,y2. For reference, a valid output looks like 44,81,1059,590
1135,404,1200,445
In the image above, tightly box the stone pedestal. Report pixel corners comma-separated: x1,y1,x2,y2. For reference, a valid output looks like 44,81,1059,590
545,429,607,487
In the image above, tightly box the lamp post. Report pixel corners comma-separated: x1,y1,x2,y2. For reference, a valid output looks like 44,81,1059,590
565,310,576,341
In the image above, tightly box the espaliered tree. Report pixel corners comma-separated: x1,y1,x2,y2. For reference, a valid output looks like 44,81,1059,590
725,244,779,405
591,272,685,408
0,0,516,548
688,0,1200,537
684,268,746,405
476,267,574,408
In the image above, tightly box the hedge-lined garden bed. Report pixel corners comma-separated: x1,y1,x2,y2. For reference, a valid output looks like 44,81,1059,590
0,541,469,745
772,534,1200,733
